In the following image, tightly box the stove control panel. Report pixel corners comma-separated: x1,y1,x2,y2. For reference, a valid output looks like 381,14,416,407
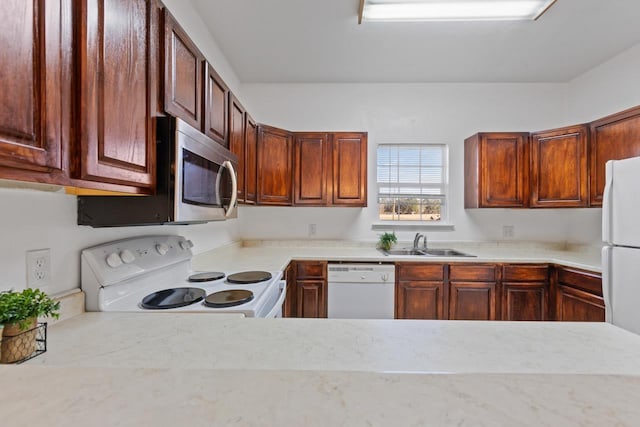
82,235,194,286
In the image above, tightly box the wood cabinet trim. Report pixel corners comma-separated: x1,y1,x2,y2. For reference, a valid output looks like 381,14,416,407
331,132,367,206
203,61,229,146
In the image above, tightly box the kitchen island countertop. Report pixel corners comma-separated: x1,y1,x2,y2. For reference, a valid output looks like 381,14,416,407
2,313,640,426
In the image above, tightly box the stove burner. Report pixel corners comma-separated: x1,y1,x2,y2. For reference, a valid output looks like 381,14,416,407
204,290,254,308
227,271,272,284
141,287,206,309
188,272,225,282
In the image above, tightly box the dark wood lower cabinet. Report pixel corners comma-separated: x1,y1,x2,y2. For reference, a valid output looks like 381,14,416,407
555,285,605,322
502,282,548,321
284,261,327,318
396,281,445,320
449,282,497,320
501,265,550,321
554,266,604,322
395,264,446,319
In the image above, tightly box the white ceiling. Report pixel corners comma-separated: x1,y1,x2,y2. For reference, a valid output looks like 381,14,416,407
191,0,640,83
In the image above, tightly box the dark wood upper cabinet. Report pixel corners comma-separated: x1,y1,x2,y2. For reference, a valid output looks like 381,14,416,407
464,133,530,208
203,62,229,146
530,125,589,208
0,0,71,177
244,113,258,204
228,94,246,202
332,132,367,206
293,133,331,206
589,106,640,207
257,125,293,205
163,9,203,130
74,0,158,190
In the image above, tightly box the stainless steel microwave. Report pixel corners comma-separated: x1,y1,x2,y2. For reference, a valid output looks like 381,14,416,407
77,117,238,227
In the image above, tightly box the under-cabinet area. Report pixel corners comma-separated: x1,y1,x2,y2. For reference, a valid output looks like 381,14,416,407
282,259,602,323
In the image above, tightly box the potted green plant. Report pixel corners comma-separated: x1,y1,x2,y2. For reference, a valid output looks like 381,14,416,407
378,232,398,251
0,289,60,363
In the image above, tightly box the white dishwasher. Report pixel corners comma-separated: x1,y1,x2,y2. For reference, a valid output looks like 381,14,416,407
327,263,395,319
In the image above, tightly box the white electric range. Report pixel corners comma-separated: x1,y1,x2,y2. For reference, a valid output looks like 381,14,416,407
81,235,285,318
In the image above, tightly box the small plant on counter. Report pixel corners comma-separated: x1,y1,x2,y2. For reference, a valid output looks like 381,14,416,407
0,288,60,331
0,288,59,363
378,232,398,251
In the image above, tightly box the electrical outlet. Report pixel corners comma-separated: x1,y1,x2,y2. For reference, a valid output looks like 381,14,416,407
26,249,50,290
308,224,317,237
502,225,515,239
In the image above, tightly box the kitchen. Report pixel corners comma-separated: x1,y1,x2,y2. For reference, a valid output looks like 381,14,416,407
2,0,640,425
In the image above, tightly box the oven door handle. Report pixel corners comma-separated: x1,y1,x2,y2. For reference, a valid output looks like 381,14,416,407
222,160,238,218
265,280,287,318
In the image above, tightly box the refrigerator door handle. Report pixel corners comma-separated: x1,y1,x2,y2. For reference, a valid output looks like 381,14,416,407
601,246,613,323
602,161,614,245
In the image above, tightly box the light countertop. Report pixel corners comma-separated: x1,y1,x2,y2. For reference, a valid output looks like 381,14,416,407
3,313,640,426
192,240,602,274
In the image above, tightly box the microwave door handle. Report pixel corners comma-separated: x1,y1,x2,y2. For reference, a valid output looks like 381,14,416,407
223,160,238,218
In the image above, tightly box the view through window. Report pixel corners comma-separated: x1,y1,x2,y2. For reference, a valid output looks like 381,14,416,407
377,144,448,221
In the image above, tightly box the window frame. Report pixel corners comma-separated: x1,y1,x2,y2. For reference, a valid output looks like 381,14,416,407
375,142,451,227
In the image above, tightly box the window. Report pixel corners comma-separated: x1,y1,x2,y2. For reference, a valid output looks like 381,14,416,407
377,144,448,222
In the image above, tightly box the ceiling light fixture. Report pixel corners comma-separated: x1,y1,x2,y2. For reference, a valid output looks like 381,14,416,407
359,0,558,23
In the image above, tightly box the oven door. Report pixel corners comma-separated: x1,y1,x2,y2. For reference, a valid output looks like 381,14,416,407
174,121,238,222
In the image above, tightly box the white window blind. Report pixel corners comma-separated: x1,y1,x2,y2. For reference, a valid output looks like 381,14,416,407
377,144,448,221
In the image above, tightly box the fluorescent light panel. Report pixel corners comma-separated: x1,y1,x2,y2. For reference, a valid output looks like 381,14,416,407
363,0,557,22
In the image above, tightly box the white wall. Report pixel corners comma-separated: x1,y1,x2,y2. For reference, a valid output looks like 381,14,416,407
0,0,242,295
567,42,640,124
238,83,607,244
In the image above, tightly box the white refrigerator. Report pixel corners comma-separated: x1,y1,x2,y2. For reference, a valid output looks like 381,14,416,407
602,156,640,335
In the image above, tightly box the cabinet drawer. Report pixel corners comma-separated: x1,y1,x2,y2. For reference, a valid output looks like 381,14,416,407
502,265,549,282
295,261,327,279
396,263,445,281
557,267,602,296
449,264,496,282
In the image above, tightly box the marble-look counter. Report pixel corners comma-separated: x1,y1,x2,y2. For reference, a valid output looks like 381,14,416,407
30,313,640,374
0,314,637,425
3,367,640,426
2,313,640,426
192,240,602,274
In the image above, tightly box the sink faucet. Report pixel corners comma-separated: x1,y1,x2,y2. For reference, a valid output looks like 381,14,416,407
413,233,427,250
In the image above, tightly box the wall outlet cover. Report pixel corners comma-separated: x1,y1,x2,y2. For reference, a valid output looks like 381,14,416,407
26,249,51,290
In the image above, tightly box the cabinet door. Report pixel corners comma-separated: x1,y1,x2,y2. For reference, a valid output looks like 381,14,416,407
244,114,258,204
396,281,445,319
203,62,228,146
163,9,203,130
501,282,548,321
554,266,604,322
257,125,293,205
475,133,529,208
296,280,327,318
449,264,497,320
294,133,330,205
501,265,549,321
332,133,367,206
589,106,640,206
556,285,605,322
530,125,589,207
228,94,245,202
76,0,157,189
0,0,71,176
449,282,497,320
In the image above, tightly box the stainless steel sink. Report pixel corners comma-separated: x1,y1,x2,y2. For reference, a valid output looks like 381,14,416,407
382,248,428,256
380,248,476,257
422,248,475,257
